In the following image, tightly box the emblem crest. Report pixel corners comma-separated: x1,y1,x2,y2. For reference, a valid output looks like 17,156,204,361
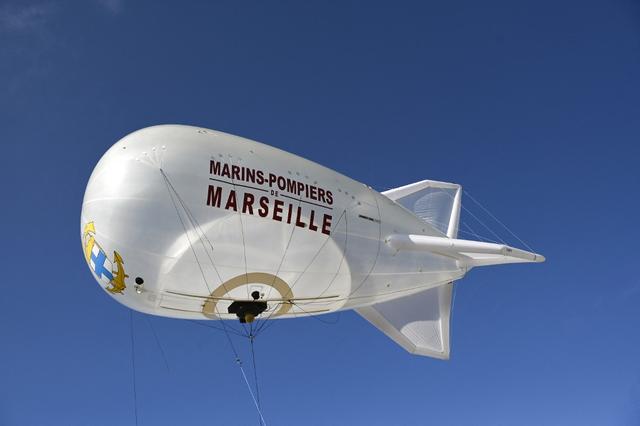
83,222,128,294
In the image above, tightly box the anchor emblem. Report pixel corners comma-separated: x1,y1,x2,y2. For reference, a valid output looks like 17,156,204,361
83,222,128,294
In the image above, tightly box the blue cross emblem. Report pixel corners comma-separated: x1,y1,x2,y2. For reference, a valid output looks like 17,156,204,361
91,249,113,281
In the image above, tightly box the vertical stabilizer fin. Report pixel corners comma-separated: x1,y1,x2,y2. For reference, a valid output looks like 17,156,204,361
382,180,462,238
356,283,453,359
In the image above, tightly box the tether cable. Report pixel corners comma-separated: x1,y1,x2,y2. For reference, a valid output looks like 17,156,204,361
160,169,267,425
145,316,171,373
129,311,139,426
249,329,264,426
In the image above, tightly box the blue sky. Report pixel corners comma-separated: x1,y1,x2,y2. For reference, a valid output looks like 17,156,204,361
1,0,639,425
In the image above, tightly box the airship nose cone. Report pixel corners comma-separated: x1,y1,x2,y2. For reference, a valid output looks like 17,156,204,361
80,127,178,313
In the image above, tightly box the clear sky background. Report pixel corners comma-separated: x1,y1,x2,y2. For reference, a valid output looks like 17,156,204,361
1,0,639,425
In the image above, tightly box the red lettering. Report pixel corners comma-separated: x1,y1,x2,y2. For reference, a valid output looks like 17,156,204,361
322,214,332,235
308,210,318,231
273,199,284,221
242,192,255,214
206,185,222,207
286,178,297,194
225,190,238,211
210,160,221,175
258,196,269,217
231,165,240,181
286,203,293,224
295,206,306,228
246,168,255,183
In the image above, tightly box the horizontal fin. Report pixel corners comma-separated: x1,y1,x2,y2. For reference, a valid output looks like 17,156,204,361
386,234,545,267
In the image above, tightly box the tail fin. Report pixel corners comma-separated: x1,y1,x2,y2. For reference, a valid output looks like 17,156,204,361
375,180,544,358
386,234,545,267
382,180,462,238
356,283,453,359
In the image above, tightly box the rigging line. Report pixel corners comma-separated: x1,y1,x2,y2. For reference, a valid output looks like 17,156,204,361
176,192,215,253
160,170,206,246
162,169,248,333
288,208,346,291
187,320,247,338
253,302,284,336
345,277,458,302
179,190,214,253
249,335,263,426
314,210,350,298
461,221,489,243
255,299,309,337
424,217,488,240
292,302,341,325
161,170,240,323
253,316,277,336
450,281,458,319
252,302,280,336
229,320,248,337
160,175,243,337
159,171,267,424
457,230,488,240
160,170,223,284
439,188,506,244
409,189,495,241
287,209,348,299
160,175,246,337
144,316,171,373
189,312,247,337
416,217,454,237
262,194,304,303
240,212,249,301
417,214,496,240
449,281,457,348
163,172,247,334
161,169,230,301
252,210,348,334
463,190,535,251
255,301,286,335
456,227,493,241
226,156,251,300
253,318,275,336
240,321,250,338
129,311,139,426
161,171,213,294
459,200,507,245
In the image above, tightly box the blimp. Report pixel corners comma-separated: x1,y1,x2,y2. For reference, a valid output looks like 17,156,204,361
81,125,543,359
